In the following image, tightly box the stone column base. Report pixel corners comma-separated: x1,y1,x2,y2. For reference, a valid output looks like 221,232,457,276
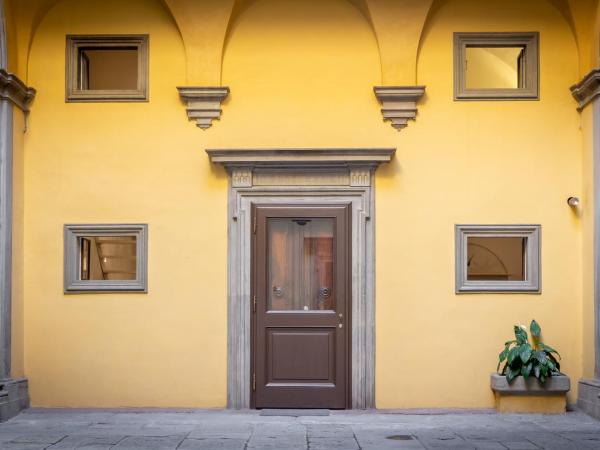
0,378,29,421
578,379,600,419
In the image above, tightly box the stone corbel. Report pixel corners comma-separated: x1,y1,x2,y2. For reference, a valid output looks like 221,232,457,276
230,167,253,188
177,86,229,129
571,68,600,110
374,86,425,131
349,166,372,187
0,69,36,111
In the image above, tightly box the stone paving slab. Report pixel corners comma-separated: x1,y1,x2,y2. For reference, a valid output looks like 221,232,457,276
0,409,597,449
178,438,248,450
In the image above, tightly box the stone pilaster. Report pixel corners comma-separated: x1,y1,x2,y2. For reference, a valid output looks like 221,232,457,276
0,59,34,422
576,69,600,419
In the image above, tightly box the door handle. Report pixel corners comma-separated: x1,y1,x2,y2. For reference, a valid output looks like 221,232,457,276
338,313,343,328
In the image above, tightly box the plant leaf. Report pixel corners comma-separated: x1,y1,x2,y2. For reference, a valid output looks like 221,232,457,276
497,345,510,372
530,320,541,338
506,366,518,383
498,362,507,374
499,346,510,362
507,347,520,365
547,353,561,372
521,362,533,378
514,326,528,345
534,365,541,379
540,343,561,359
533,351,547,365
519,343,532,363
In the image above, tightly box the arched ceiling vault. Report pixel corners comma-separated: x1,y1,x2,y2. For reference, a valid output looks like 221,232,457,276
6,0,60,79
564,0,600,74
5,0,600,86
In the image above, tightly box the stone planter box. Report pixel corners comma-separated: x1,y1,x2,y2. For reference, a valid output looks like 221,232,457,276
491,373,570,413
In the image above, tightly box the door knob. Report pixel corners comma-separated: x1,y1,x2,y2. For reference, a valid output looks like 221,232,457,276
319,287,331,299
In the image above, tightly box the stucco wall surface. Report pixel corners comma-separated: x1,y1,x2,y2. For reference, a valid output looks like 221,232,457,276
22,0,584,408
376,0,582,408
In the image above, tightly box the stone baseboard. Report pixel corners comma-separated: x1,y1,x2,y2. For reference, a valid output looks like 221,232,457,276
578,379,600,419
0,378,29,421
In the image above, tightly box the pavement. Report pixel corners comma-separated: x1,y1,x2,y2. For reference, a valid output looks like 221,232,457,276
0,408,598,449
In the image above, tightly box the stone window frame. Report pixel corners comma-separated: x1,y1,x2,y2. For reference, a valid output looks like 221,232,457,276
64,224,148,293
455,224,541,293
453,32,540,101
65,35,149,102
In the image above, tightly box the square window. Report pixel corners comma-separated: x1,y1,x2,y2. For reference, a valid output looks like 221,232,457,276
66,35,149,102
454,32,539,100
64,224,148,293
455,225,540,293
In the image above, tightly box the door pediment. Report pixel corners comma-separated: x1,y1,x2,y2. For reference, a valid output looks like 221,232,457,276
206,148,395,188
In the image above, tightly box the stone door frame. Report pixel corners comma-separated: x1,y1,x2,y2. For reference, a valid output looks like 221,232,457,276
207,148,395,409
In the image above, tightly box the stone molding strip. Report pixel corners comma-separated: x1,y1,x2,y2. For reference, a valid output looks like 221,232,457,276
0,69,36,111
206,148,396,167
373,86,426,131
177,86,229,129
571,68,600,110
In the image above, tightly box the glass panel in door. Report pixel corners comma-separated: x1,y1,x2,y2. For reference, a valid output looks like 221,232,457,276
267,218,335,311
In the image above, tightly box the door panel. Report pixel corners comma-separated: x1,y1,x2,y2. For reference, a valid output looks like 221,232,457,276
253,205,350,409
267,329,335,382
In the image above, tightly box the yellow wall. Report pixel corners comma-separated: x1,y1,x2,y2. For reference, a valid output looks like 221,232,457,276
25,0,227,407
581,104,595,380
22,0,585,408
378,0,582,407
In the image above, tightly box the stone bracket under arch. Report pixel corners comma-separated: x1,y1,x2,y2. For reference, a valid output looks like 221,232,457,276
374,86,426,131
177,86,229,129
206,147,395,409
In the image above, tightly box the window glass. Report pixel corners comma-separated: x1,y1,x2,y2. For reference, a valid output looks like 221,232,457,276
467,236,526,281
465,47,524,89
78,48,138,91
268,218,335,311
80,236,137,281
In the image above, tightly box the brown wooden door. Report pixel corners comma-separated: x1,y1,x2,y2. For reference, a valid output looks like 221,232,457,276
252,205,350,409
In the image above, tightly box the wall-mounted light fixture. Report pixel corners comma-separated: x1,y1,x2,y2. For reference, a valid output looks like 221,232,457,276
567,197,580,207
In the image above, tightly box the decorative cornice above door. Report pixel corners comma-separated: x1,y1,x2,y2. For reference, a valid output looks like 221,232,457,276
206,148,396,188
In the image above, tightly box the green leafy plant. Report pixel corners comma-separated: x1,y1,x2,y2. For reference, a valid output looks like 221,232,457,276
497,320,561,384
